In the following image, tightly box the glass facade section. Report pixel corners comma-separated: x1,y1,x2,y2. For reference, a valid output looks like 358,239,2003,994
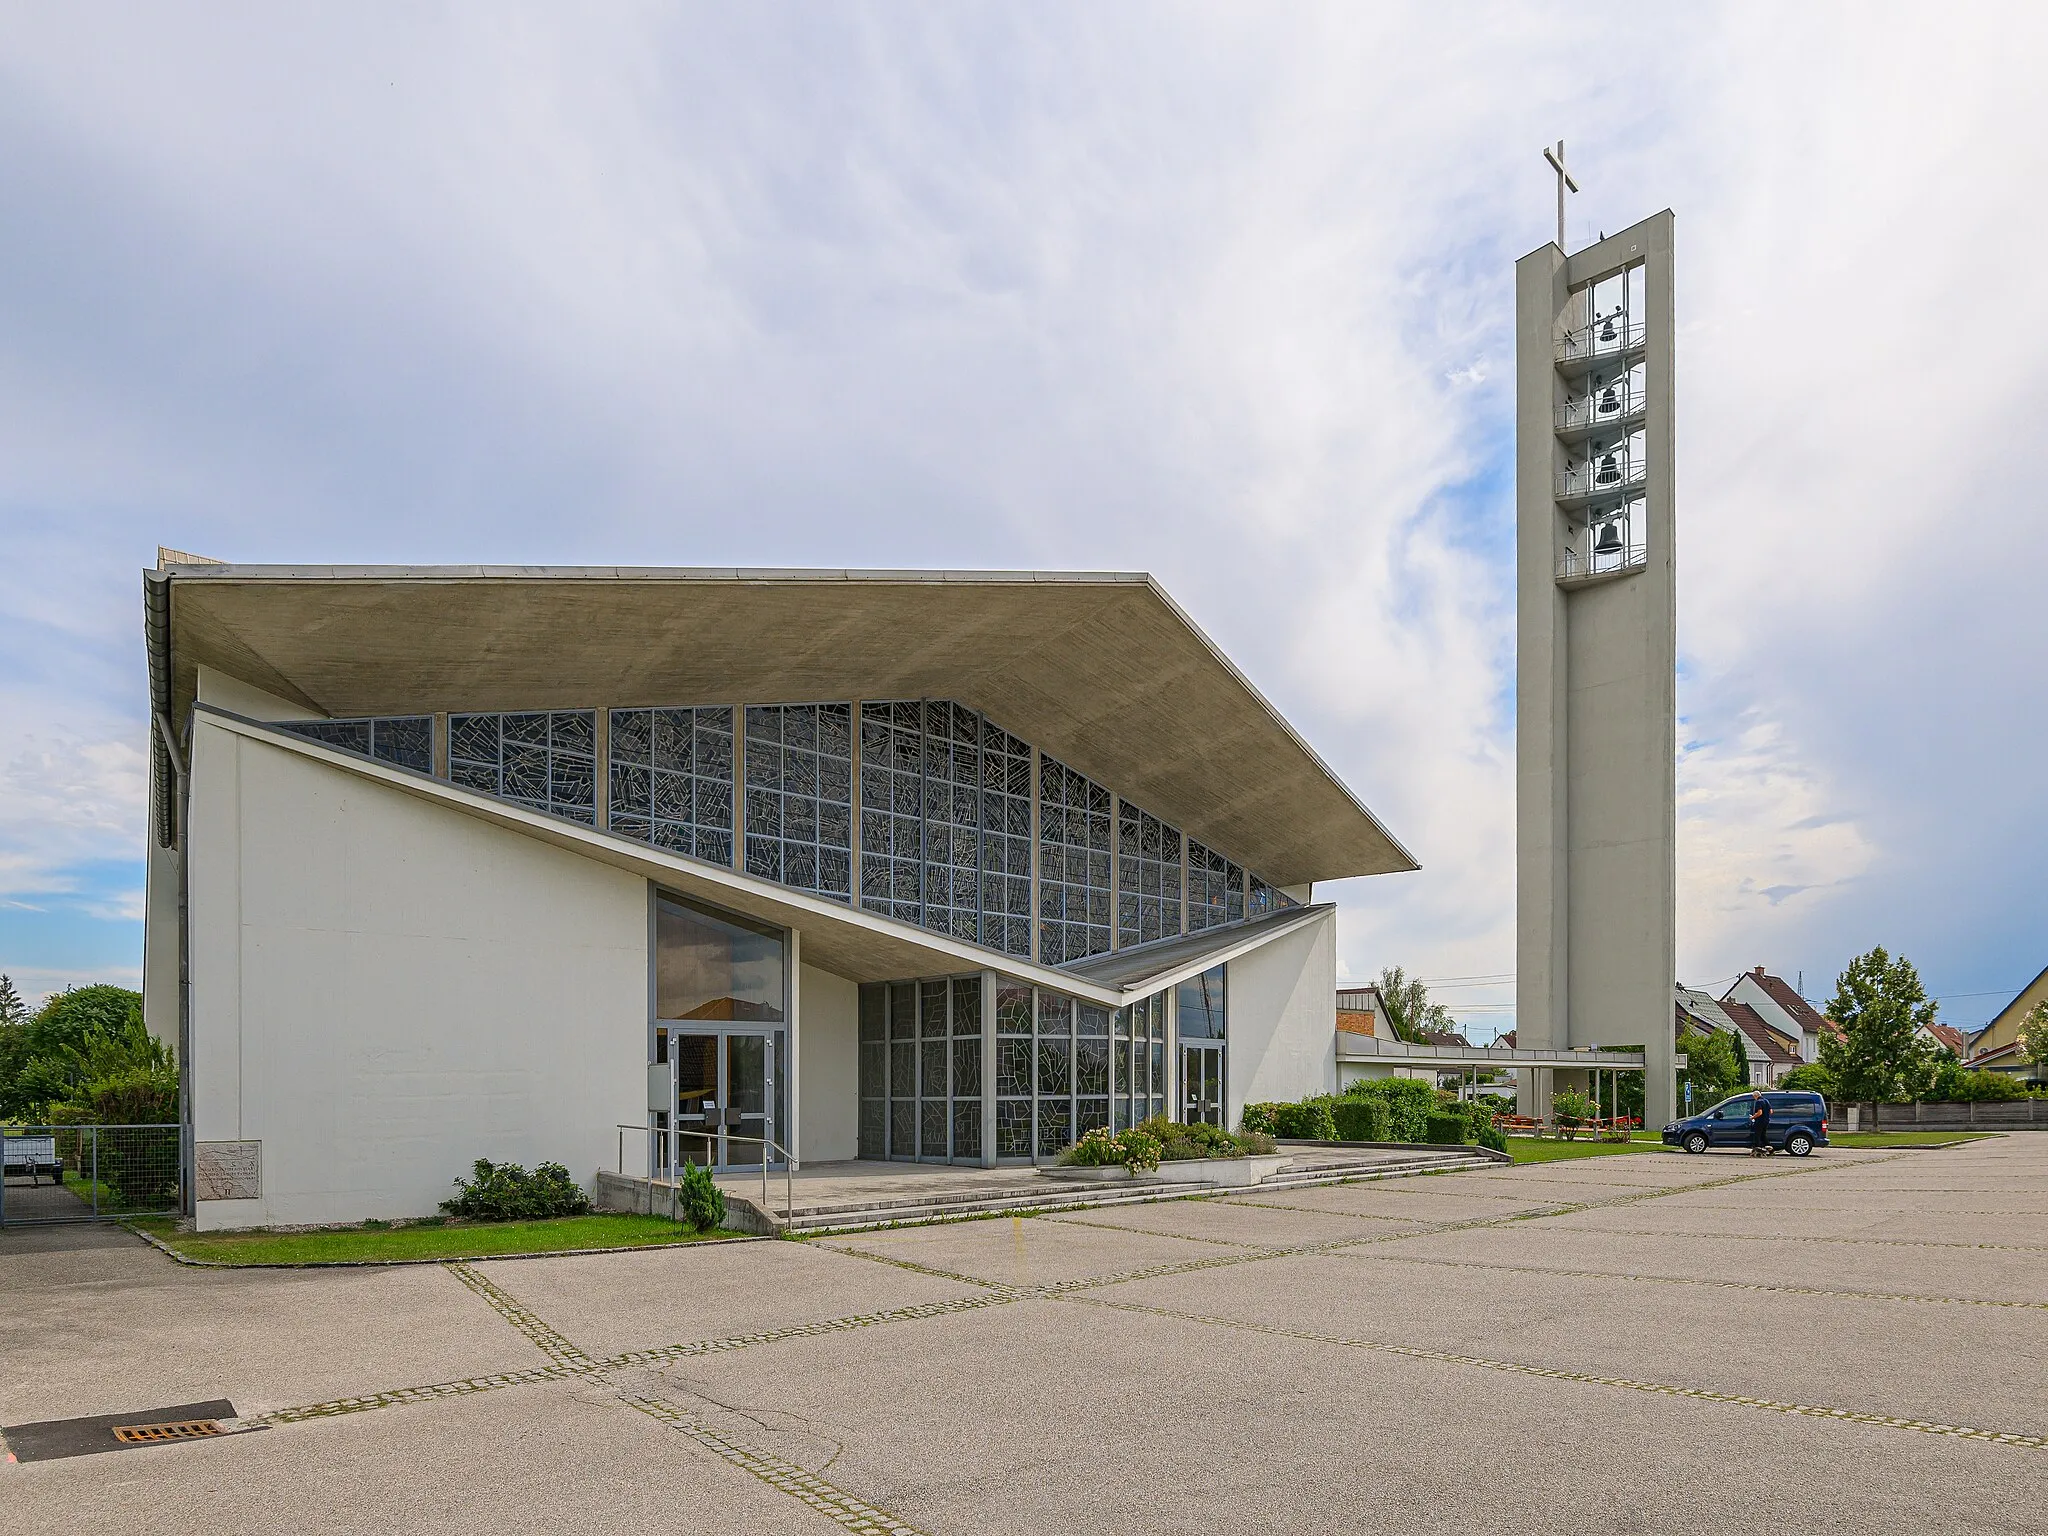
1186,841,1245,932
859,972,984,1161
608,706,734,864
655,893,786,1023
276,694,1283,971
978,723,1033,957
1112,991,1169,1129
1038,757,1111,965
1176,964,1227,1040
280,716,434,774
921,703,983,944
1117,802,1183,948
450,711,597,823
744,705,853,901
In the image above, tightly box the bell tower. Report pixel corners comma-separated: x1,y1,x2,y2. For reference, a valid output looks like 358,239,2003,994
1514,204,1678,1127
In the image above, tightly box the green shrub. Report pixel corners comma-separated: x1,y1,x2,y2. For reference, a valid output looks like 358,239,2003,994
1240,1103,1283,1136
677,1162,726,1231
1422,1111,1471,1145
1058,1126,1163,1174
1271,1098,1337,1140
441,1158,593,1222
1329,1097,1391,1142
1550,1088,1598,1125
1776,1063,1835,1098
1137,1115,1264,1161
1951,1070,2026,1103
1476,1121,1508,1153
1342,1077,1438,1141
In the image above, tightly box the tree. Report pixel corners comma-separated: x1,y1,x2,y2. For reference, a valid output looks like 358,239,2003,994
0,973,28,1028
0,984,151,1119
2021,1001,2048,1076
1377,966,1452,1045
1820,947,1938,1104
1679,1027,1743,1109
1776,1062,1836,1098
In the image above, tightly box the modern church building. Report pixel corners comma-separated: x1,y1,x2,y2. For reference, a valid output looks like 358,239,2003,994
141,556,1414,1228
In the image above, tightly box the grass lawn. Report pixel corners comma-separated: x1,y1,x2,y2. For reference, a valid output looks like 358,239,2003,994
1825,1131,1997,1149
1506,1136,1664,1163
130,1212,748,1265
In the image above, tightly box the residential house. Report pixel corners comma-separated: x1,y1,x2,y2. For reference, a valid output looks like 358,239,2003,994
1723,967,1841,1065
1964,963,2048,1086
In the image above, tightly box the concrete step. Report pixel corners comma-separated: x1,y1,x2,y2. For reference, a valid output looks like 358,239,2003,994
776,1150,1499,1234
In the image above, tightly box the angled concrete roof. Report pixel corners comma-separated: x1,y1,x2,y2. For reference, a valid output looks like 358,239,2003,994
148,560,1417,887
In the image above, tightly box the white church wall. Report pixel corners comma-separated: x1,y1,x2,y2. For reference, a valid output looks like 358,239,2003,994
798,962,859,1163
1226,907,1337,1124
186,718,647,1229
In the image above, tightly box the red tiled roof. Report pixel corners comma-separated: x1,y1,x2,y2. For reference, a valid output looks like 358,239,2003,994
1744,970,1835,1039
1924,1022,1969,1057
1419,1028,1471,1048
1722,1000,1801,1065
1497,1030,1516,1049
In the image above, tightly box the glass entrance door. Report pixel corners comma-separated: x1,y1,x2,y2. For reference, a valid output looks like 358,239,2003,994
1182,1044,1223,1127
668,1028,786,1169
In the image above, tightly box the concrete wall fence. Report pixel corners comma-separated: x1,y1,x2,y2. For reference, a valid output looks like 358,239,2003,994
1832,1100,2048,1131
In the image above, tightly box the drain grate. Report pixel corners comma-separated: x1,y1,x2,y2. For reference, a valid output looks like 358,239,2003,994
111,1419,224,1444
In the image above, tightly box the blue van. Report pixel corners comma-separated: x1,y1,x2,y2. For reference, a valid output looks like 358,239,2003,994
1662,1091,1829,1156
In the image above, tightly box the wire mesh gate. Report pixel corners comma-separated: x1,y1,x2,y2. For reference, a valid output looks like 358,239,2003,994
0,1125,182,1225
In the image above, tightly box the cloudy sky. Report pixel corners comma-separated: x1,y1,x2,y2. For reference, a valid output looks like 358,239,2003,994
1,4,2043,1036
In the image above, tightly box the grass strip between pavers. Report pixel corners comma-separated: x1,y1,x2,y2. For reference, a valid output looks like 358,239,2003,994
128,1213,748,1265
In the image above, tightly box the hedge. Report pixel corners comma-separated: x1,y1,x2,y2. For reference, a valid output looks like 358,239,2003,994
1423,1111,1472,1145
1271,1098,1337,1140
1329,1097,1391,1142
1341,1078,1438,1142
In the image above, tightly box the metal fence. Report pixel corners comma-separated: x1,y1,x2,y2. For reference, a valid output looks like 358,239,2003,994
0,1125,182,1225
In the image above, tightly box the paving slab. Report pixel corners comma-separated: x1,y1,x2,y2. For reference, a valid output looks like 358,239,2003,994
815,1212,1241,1287
478,1236,987,1359
667,1287,2038,1536
1377,1223,2048,1305
1091,1246,2048,1431
1220,1182,1567,1224
0,1225,535,1422
1040,1196,1422,1248
2,1371,837,1536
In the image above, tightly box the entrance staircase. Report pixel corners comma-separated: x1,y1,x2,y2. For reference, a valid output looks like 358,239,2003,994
737,1144,1501,1237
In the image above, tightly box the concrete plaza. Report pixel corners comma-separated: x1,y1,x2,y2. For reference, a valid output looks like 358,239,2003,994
4,1139,2044,1534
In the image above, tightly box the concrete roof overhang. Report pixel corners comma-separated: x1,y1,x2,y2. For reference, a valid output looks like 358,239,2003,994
200,707,1332,1005
150,562,1415,888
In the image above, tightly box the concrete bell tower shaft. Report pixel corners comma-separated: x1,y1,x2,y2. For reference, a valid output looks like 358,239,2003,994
1515,210,1678,1127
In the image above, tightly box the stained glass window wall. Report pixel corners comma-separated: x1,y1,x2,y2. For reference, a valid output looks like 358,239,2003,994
279,716,434,775
744,705,853,901
858,702,926,924
1037,757,1112,965
449,711,597,823
1186,841,1246,932
608,707,734,865
1117,803,1184,948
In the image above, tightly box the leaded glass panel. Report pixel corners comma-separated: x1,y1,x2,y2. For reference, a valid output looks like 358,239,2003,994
1118,802,1183,948
890,1098,915,1160
996,984,1032,1034
996,1039,1033,1098
744,705,853,901
1248,876,1277,916
609,706,734,865
1076,1098,1109,1136
858,702,925,924
978,722,1033,956
921,1099,948,1159
1076,1037,1109,1096
951,1037,982,1096
996,1098,1032,1157
951,976,983,1036
920,702,982,943
279,715,436,775
952,1099,982,1158
1038,757,1111,964
1186,840,1245,931
448,710,597,822
1036,1098,1071,1158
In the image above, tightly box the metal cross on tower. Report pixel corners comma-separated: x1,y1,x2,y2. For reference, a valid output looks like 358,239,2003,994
1543,140,1579,250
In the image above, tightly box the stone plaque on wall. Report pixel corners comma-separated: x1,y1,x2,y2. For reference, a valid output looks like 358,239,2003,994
194,1140,261,1201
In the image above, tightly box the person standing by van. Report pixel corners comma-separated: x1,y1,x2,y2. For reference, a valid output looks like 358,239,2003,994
1748,1092,1771,1156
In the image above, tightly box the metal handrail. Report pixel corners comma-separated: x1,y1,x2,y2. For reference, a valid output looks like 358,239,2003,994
1556,316,1645,362
1557,456,1646,501
1557,380,1645,433
615,1123,795,1223
1556,542,1647,583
